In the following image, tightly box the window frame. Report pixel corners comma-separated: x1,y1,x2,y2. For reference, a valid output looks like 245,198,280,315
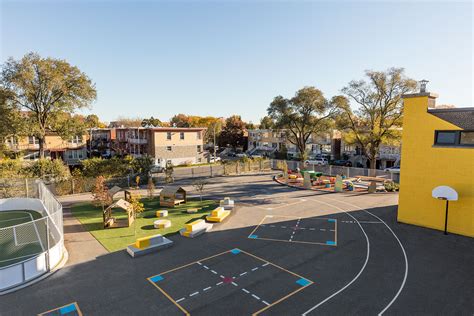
180,132,185,140
167,132,172,140
434,130,474,148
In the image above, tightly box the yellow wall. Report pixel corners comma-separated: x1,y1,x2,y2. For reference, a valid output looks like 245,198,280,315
398,95,474,237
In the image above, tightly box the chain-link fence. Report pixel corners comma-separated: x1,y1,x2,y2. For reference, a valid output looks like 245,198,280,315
0,180,65,293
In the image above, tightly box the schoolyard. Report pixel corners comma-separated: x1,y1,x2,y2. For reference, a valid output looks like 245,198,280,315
0,174,472,315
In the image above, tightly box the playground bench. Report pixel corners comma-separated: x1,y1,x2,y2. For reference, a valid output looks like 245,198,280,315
219,197,235,210
206,207,231,223
179,219,213,238
126,234,173,258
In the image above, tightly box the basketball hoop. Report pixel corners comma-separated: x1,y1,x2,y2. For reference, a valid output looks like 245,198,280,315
432,186,458,235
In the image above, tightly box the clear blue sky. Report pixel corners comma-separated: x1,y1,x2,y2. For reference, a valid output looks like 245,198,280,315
1,0,472,124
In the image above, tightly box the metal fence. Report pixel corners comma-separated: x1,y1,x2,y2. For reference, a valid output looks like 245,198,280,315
0,180,65,294
270,159,398,182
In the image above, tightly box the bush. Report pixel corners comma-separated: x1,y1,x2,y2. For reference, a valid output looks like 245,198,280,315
81,157,130,178
25,159,70,180
384,181,400,192
0,159,23,178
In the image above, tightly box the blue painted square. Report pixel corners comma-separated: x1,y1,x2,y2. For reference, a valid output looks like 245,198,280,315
296,278,311,287
326,241,336,245
328,219,336,223
248,235,258,239
230,249,241,254
59,304,76,315
150,275,164,282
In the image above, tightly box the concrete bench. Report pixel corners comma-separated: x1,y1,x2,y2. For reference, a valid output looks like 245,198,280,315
179,219,213,238
206,207,230,223
154,219,171,229
186,208,199,214
127,234,173,258
219,197,235,210
156,210,168,217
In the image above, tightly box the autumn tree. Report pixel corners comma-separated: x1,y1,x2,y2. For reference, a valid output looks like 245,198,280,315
0,52,97,158
85,114,106,128
192,179,207,202
218,115,247,150
170,114,191,127
147,177,155,199
268,87,337,161
0,88,28,151
336,68,417,171
92,176,111,211
111,116,143,127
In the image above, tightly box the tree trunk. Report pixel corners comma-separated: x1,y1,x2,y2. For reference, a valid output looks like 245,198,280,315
369,158,377,176
38,136,45,158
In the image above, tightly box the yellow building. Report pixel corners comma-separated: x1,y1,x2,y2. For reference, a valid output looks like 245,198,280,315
398,89,474,237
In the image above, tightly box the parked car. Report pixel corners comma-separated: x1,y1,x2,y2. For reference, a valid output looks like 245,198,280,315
209,156,221,163
250,154,263,159
236,153,247,158
304,158,328,165
384,166,400,172
227,152,237,157
331,160,352,167
150,165,165,173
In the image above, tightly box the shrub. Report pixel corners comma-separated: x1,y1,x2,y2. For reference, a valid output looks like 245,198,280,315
384,181,400,192
25,159,70,180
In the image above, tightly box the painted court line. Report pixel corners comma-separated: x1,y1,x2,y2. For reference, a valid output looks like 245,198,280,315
324,197,408,316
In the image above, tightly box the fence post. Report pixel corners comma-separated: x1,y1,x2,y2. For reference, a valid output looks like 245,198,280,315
71,178,75,194
25,178,29,198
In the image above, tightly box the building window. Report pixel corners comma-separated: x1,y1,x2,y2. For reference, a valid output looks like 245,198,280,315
460,132,474,145
434,130,474,147
167,132,172,140
166,146,172,151
180,132,184,140
28,136,39,145
435,131,456,145
70,135,83,144
197,145,201,152
196,132,201,140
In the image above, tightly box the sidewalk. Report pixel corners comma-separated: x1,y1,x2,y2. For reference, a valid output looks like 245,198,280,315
60,197,108,266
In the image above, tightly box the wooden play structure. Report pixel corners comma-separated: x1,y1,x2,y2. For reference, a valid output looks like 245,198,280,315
159,186,187,207
103,198,135,228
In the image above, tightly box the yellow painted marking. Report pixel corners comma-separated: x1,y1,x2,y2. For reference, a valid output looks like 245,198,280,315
147,280,190,316
253,284,311,315
38,302,83,316
248,216,268,237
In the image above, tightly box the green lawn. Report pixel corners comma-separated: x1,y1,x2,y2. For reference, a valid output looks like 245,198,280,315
71,198,219,252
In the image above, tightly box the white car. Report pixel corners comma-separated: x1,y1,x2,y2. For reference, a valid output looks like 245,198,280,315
209,157,221,163
236,153,247,158
305,158,328,166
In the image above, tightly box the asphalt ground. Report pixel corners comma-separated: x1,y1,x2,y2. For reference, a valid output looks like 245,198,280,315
1,174,473,315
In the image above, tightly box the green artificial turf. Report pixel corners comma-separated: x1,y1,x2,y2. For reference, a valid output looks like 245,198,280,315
71,198,219,252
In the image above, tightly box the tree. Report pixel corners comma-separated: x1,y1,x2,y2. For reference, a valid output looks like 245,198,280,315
268,87,337,161
0,88,28,154
259,116,275,129
141,116,162,127
218,115,247,149
192,179,207,202
170,114,191,127
1,52,97,158
129,194,145,237
147,177,155,199
111,116,143,127
92,176,111,212
85,114,106,128
336,67,417,171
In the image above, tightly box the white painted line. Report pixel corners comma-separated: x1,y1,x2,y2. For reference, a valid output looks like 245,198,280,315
189,292,199,297
210,270,217,274
327,198,408,316
330,229,336,232
216,281,223,286
302,198,370,316
300,227,306,230
281,226,287,228
240,272,248,276
203,287,212,291
262,262,270,267
176,298,185,303
262,300,270,306
13,227,18,246
197,262,202,265
309,228,315,231
270,225,276,227
220,275,225,279
252,294,261,300
251,267,258,272
203,265,209,269
320,229,326,231
231,282,238,286
242,288,250,294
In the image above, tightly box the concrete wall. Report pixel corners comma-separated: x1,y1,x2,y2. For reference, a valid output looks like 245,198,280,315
398,94,474,237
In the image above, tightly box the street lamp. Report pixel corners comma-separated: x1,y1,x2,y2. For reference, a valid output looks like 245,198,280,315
213,117,223,162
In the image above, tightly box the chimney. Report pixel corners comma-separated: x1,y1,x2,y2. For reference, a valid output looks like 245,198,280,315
419,79,429,93
402,79,438,109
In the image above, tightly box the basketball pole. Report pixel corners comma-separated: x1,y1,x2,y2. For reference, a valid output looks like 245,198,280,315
444,200,449,235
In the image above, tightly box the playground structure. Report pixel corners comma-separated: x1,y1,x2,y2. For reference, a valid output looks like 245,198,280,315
277,169,391,193
103,199,134,228
159,186,187,207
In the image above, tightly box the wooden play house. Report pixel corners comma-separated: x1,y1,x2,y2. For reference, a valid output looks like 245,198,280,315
103,199,135,228
159,186,187,207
